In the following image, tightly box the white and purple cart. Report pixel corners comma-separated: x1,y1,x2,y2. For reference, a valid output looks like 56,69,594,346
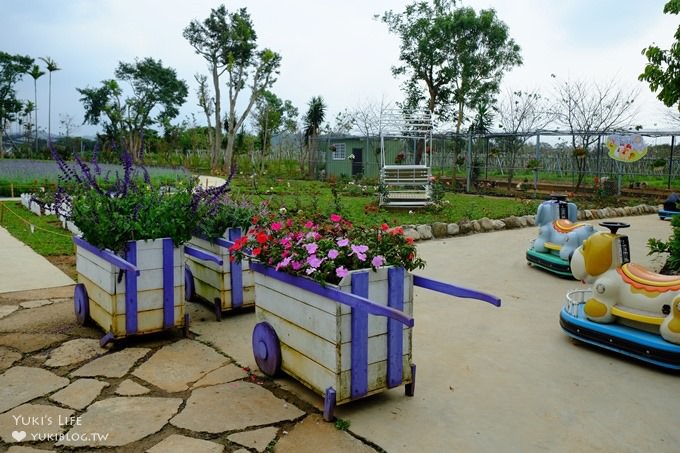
73,236,222,346
184,228,255,321
249,262,501,421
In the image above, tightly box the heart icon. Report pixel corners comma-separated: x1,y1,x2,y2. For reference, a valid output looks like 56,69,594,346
12,430,27,442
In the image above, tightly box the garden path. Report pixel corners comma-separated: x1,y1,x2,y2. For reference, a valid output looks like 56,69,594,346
0,213,679,452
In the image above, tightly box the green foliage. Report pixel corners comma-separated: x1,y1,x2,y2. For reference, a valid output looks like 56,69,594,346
648,213,680,273
379,0,522,130
77,58,189,161
0,51,34,154
334,418,351,431
196,198,260,241
639,0,680,111
71,182,198,254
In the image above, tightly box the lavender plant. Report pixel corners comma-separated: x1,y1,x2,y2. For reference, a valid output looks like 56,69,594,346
52,145,200,254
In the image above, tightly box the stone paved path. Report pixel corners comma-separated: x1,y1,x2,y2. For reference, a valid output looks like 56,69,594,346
0,286,378,452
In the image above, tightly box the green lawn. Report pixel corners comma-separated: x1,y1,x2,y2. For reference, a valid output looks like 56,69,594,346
0,202,74,256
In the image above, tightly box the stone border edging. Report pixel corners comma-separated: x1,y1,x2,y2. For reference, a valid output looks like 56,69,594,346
402,204,660,241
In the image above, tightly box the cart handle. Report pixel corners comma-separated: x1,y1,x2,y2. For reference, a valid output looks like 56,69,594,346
184,244,224,266
73,236,140,276
413,275,501,307
251,262,414,327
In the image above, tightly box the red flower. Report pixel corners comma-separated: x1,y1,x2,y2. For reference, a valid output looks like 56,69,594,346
380,223,389,231
256,232,269,244
406,237,414,245
252,247,261,256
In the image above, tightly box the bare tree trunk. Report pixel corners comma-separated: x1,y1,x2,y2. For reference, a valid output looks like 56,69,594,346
212,65,222,173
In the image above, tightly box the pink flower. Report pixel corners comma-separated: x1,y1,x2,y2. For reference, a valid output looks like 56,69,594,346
327,249,339,259
351,244,369,261
337,238,349,247
336,266,349,278
291,261,302,271
371,255,385,267
271,222,282,231
330,213,342,222
306,268,316,275
304,243,318,254
305,220,314,228
307,254,323,268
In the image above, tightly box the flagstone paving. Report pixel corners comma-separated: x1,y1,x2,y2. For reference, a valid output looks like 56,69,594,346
43,339,106,368
0,289,379,452
71,347,150,378
0,403,74,444
48,379,109,410
132,339,229,392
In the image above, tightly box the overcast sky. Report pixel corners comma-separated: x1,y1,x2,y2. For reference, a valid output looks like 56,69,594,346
2,0,678,137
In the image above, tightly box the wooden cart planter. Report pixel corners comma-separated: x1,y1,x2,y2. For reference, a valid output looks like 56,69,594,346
73,236,222,346
250,262,500,421
184,228,255,320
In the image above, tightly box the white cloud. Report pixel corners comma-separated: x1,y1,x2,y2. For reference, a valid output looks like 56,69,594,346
2,0,677,137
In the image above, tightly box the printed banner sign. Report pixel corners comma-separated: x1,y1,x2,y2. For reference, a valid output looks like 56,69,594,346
606,134,648,162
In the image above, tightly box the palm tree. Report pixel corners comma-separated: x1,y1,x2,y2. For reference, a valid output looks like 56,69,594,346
303,96,326,178
28,64,45,153
39,57,61,143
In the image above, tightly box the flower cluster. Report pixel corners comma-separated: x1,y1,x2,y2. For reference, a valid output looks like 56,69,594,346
51,144,237,254
230,212,426,285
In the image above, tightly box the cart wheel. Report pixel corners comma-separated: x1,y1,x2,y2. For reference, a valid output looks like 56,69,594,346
252,322,281,377
184,268,196,302
74,283,91,326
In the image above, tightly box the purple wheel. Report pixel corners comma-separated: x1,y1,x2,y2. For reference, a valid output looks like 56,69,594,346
252,322,281,377
184,268,196,302
74,283,90,326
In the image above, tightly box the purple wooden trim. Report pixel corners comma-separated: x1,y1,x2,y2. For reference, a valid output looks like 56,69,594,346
184,245,223,265
214,236,234,249
125,241,138,335
250,262,414,327
228,228,243,308
162,239,174,329
323,387,336,422
387,267,404,388
413,275,501,307
73,236,139,275
350,271,369,399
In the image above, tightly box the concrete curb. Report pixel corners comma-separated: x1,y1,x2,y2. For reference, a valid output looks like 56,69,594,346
402,204,659,241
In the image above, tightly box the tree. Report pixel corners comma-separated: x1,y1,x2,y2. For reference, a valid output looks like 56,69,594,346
251,90,297,170
346,98,392,164
379,0,522,182
0,52,32,157
303,96,326,178
194,74,215,155
184,5,281,173
554,78,638,191
496,89,554,188
28,64,45,153
77,58,188,161
639,0,680,112
39,56,61,142
184,6,230,171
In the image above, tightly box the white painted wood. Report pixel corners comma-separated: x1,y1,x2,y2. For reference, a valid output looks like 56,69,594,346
254,266,413,404
185,232,256,311
76,239,185,338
